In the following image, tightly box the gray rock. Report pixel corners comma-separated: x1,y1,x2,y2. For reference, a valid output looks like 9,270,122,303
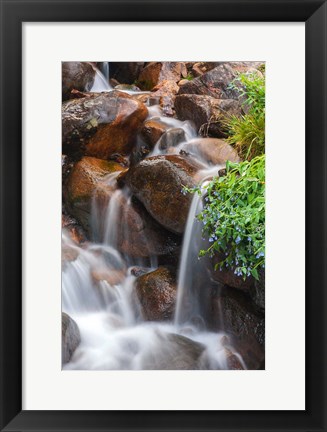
62,312,81,364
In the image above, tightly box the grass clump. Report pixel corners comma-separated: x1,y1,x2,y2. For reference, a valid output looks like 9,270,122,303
224,71,265,161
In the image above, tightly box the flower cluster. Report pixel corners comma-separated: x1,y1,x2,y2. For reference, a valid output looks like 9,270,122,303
185,155,265,280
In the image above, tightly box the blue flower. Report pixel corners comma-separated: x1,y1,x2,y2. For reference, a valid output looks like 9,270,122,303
235,236,241,244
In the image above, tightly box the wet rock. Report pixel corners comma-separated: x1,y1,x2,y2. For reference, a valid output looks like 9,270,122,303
115,84,141,92
143,333,208,369
130,266,149,277
182,138,240,165
64,156,125,233
174,94,241,138
62,211,87,244
211,286,264,369
151,80,180,116
211,252,255,291
141,119,168,147
135,267,177,321
62,312,81,364
113,198,181,259
250,268,265,310
159,128,185,150
62,62,95,101
110,62,145,84
178,63,262,100
91,268,126,286
137,62,187,90
125,155,201,234
62,91,148,159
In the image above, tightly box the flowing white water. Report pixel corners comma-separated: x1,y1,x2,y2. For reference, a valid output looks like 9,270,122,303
90,67,113,92
62,97,244,370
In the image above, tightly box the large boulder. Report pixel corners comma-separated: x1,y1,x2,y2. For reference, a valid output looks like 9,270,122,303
64,157,179,258
210,286,264,369
135,267,177,321
137,62,187,90
62,62,95,101
62,91,148,158
125,155,201,234
178,63,261,100
62,313,81,364
174,94,241,138
182,138,240,165
101,196,181,259
64,156,125,233
143,333,208,370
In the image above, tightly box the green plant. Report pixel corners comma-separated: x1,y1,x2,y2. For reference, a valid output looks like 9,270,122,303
184,155,265,280
185,73,194,81
224,71,265,161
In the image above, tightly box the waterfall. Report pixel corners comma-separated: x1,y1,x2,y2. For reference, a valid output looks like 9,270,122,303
90,64,113,92
62,101,244,370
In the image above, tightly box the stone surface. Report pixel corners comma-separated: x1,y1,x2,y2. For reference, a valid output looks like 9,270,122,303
135,267,177,321
182,138,240,165
178,63,262,100
62,91,148,158
250,268,265,310
62,62,95,101
62,312,81,364
64,156,125,233
143,333,208,370
174,94,241,138
159,128,186,150
137,62,187,90
141,119,168,147
210,286,264,369
125,155,201,234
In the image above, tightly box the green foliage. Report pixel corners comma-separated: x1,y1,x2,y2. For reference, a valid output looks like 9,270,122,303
185,73,194,81
224,71,265,161
184,156,265,280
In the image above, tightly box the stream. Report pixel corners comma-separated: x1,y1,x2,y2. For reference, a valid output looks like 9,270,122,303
62,66,246,370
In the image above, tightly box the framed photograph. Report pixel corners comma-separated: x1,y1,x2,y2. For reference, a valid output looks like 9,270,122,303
0,0,326,431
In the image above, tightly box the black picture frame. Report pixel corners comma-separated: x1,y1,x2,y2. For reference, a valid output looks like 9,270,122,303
0,1,326,431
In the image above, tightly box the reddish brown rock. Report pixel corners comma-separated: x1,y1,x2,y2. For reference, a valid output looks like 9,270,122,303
182,138,240,165
108,196,181,259
137,62,187,90
62,211,87,244
141,119,168,147
62,62,95,101
174,94,241,138
135,267,177,321
62,91,148,159
64,156,125,233
125,155,201,234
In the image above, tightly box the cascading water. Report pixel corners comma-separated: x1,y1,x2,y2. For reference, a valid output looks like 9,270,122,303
62,93,245,370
